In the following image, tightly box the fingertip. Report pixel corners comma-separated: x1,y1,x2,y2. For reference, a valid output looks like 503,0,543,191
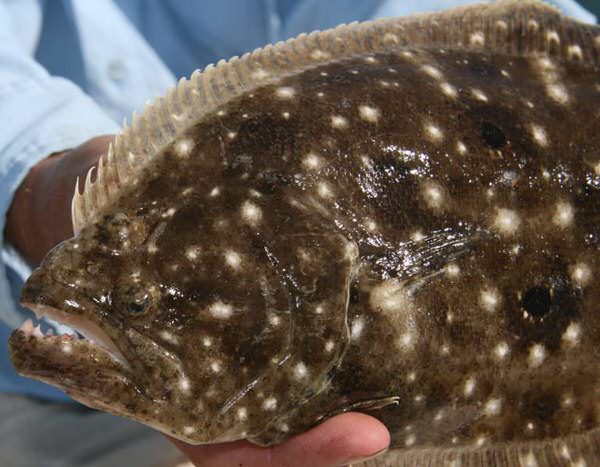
272,412,390,467
321,412,390,463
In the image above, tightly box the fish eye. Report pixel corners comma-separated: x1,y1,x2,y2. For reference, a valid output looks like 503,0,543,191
124,287,151,315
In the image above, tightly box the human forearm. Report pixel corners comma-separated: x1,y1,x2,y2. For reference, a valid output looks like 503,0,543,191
5,135,113,266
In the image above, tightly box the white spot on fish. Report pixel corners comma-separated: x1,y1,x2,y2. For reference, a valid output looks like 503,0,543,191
275,86,295,99
425,122,444,142
561,322,581,350
528,343,546,368
317,181,334,198
293,362,308,380
531,124,549,147
553,201,574,228
185,246,201,261
480,288,501,312
162,207,176,218
224,250,242,270
398,332,416,352
445,263,460,278
484,398,502,416
263,397,277,411
160,331,179,345
546,83,570,105
464,377,476,397
422,182,444,209
209,186,220,197
227,131,237,140
325,340,335,352
210,360,222,373
364,218,378,232
351,317,365,340
62,342,72,354
181,187,194,196
178,376,191,394
241,200,262,227
282,111,290,119
471,88,488,102
405,434,416,447
411,230,425,242
570,262,592,288
494,341,510,360
456,141,467,154
237,407,248,421
422,65,442,80
183,426,196,435
440,82,457,98
358,105,381,123
174,138,194,158
493,208,520,236
302,152,323,171
370,280,411,314
208,300,233,319
202,336,212,347
330,115,348,129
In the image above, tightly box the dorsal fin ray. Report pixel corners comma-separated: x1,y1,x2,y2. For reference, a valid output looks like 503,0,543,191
71,0,600,234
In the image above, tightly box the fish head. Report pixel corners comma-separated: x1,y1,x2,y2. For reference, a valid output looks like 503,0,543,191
10,195,354,444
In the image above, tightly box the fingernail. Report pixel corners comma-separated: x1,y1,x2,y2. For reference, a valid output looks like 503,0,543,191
339,447,389,466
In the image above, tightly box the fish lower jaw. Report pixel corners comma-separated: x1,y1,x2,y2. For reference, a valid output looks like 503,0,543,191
18,304,129,368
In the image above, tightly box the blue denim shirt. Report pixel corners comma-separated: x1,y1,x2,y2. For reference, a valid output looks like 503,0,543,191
0,0,594,401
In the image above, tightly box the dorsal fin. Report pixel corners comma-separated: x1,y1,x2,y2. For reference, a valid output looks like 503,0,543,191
71,0,600,234
360,427,600,466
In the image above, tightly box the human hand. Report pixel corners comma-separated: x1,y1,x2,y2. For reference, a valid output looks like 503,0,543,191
169,412,390,467
5,135,114,266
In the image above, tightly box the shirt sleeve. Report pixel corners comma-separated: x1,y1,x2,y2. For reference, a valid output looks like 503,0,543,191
0,2,120,328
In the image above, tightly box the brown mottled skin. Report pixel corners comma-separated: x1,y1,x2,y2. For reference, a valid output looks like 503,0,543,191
9,43,600,461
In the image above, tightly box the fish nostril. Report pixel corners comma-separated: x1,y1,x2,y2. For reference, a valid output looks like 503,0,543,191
480,122,507,149
521,286,552,318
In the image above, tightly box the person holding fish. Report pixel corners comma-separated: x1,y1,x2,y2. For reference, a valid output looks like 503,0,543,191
0,1,596,467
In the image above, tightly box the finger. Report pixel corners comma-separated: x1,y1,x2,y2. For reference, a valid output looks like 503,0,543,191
170,412,390,467
271,412,390,467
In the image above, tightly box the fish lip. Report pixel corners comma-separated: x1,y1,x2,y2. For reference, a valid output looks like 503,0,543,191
17,302,130,369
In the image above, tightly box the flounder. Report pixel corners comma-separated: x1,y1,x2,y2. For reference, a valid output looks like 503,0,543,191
9,1,600,465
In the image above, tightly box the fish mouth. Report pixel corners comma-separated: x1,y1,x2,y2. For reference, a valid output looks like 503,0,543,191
8,303,135,405
17,303,128,367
